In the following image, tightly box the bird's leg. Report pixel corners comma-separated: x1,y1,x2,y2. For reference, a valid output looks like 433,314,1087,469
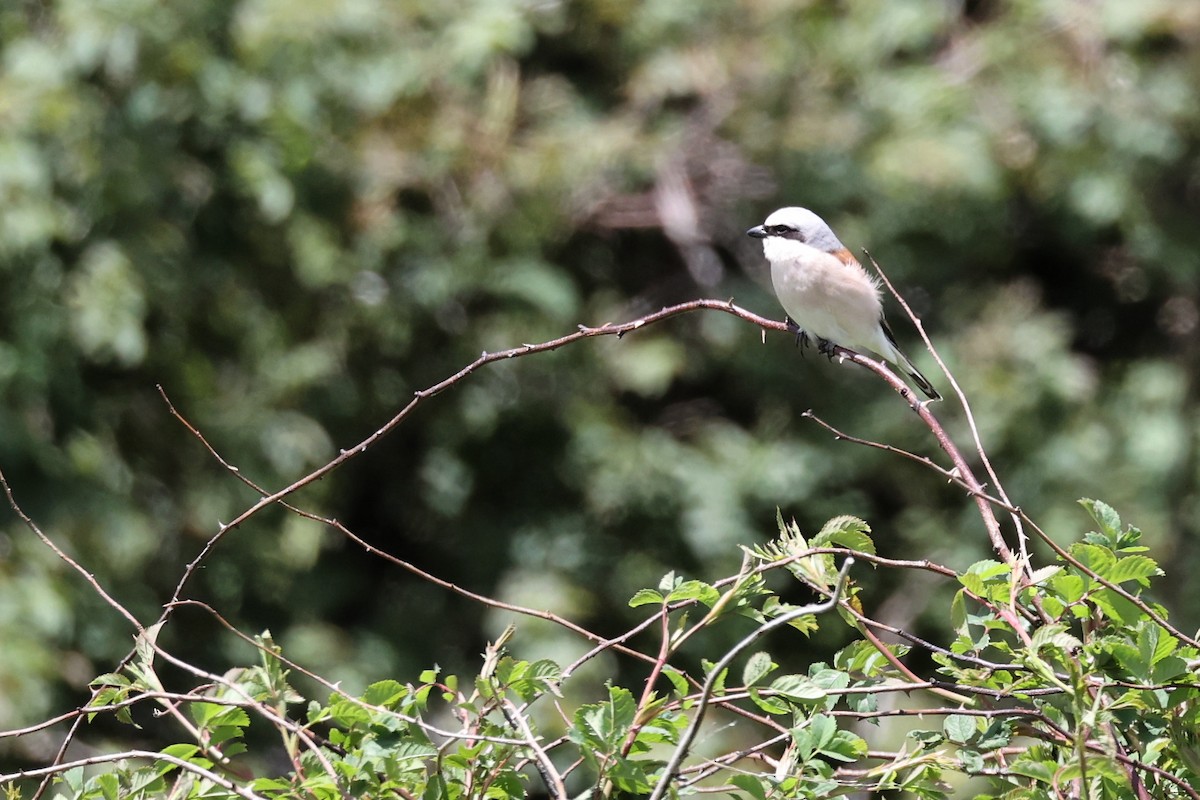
785,316,811,352
816,337,838,361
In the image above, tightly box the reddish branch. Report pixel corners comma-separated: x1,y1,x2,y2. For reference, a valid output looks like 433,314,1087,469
159,296,1016,615
3,296,1193,798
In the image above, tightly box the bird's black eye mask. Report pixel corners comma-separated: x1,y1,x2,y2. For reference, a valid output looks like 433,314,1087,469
767,224,804,240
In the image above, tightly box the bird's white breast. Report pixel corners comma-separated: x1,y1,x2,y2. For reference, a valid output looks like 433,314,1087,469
768,249,887,355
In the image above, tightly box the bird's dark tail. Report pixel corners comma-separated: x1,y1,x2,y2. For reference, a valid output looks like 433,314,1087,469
904,364,942,401
881,317,942,401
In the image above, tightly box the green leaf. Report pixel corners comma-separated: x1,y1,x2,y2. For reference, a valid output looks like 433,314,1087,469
812,515,875,555
1107,555,1161,587
1070,542,1117,578
665,579,720,607
571,685,637,752
1030,623,1082,656
1080,498,1122,541
769,674,827,702
1049,572,1086,603
628,588,664,608
661,666,690,700
959,560,1010,600
89,673,131,689
975,719,1013,750
160,743,200,764
96,772,119,800
943,714,977,744
189,701,225,727
1092,588,1142,626
730,774,769,800
742,651,776,687
363,679,407,707
748,687,790,715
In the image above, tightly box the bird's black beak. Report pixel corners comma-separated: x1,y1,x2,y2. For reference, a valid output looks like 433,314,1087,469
746,225,767,239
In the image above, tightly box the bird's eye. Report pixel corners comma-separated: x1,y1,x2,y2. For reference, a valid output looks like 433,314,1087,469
769,224,801,238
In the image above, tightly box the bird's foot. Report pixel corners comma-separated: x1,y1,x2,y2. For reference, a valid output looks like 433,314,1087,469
816,338,838,361
785,317,811,352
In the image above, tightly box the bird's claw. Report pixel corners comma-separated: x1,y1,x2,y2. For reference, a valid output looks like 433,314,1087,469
817,338,837,361
785,317,811,352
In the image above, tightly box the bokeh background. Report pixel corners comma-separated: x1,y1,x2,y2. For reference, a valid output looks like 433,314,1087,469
2,0,1198,767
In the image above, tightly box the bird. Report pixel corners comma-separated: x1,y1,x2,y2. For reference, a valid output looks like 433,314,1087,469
746,206,941,401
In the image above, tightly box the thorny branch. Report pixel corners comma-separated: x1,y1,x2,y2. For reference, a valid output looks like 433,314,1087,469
1,295,1195,799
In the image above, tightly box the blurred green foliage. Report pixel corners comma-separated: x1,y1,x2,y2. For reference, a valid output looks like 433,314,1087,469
1,0,1198,771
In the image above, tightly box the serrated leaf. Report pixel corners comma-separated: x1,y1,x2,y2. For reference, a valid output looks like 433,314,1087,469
96,772,119,800
958,571,985,597
1070,542,1117,577
362,679,406,706
1049,572,1086,603
1080,498,1122,540
1031,623,1082,654
89,673,131,689
743,651,776,687
160,743,200,763
950,589,968,634
1107,555,1161,587
572,685,636,751
975,719,1013,750
1153,655,1190,683
964,559,1010,581
661,666,690,700
813,515,875,555
1092,588,1142,626
133,622,165,687
810,668,851,693
629,588,664,608
665,580,720,607
944,714,977,744
749,687,790,715
770,674,827,702
801,713,837,748
1040,596,1064,618
1110,642,1148,681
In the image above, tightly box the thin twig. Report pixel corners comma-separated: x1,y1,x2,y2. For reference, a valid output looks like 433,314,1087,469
864,250,1031,576
647,558,854,800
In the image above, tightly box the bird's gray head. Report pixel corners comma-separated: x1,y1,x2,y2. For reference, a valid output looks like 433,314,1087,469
746,207,845,261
